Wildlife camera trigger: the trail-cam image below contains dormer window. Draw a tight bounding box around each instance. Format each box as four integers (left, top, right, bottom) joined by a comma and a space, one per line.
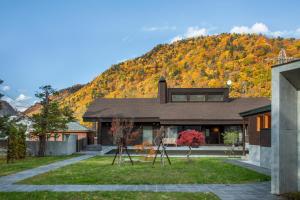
166, 86, 229, 103
171, 93, 225, 102
171, 94, 187, 102
206, 94, 224, 102
189, 94, 206, 102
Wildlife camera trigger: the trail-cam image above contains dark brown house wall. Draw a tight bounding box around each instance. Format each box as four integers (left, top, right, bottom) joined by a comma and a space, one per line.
260, 128, 271, 147
246, 111, 271, 146
100, 123, 114, 145
248, 115, 260, 145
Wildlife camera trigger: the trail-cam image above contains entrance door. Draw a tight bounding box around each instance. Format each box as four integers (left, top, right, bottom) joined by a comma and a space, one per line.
143, 126, 153, 145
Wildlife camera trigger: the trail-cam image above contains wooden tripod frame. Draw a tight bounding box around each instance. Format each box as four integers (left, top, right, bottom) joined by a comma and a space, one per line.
152, 129, 171, 166
112, 137, 134, 165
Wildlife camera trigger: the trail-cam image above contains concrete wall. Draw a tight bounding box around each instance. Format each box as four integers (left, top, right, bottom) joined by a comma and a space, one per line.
298, 90, 300, 191
272, 63, 299, 194
27, 134, 77, 156
248, 145, 271, 169
249, 144, 260, 165
260, 146, 271, 169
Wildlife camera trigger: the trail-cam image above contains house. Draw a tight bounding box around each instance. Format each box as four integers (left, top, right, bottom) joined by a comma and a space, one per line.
239, 104, 271, 169
271, 59, 300, 194
83, 77, 270, 148
28, 121, 95, 154
47, 121, 94, 144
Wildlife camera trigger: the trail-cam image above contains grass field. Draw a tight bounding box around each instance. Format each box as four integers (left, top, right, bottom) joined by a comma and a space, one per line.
0, 155, 79, 177
19, 156, 270, 185
0, 191, 219, 200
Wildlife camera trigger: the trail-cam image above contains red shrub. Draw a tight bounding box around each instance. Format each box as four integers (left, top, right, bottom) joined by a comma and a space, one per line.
177, 130, 205, 147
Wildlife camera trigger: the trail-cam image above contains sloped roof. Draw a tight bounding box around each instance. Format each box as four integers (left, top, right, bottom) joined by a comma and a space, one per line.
239, 104, 271, 117
83, 97, 270, 124
66, 121, 92, 132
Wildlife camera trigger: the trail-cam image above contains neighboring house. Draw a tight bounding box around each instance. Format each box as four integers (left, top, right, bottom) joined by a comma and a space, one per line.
27, 121, 95, 155
83, 77, 270, 147
47, 121, 94, 144
271, 60, 300, 194
239, 105, 271, 169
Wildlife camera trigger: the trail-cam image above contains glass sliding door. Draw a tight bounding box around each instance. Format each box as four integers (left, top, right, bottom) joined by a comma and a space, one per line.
143, 126, 153, 145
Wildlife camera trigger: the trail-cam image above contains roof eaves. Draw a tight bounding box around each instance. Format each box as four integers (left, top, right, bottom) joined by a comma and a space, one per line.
271, 59, 300, 68
239, 104, 271, 117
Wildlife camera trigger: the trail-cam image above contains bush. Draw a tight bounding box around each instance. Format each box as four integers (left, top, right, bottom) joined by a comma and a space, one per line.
0, 117, 27, 163
177, 130, 205, 160
222, 131, 239, 157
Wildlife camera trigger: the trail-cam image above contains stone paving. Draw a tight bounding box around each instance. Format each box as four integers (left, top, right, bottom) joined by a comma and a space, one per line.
225, 159, 271, 176
0, 155, 283, 200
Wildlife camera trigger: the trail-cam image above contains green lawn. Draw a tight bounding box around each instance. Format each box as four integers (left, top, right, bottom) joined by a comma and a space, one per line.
19, 156, 270, 185
0, 191, 219, 200
0, 155, 79, 177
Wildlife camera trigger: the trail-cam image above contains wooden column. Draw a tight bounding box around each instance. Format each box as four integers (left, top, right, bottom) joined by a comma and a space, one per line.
97, 121, 102, 145
242, 119, 246, 156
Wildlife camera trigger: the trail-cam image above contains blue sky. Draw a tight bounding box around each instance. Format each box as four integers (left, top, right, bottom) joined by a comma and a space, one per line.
1, 0, 300, 111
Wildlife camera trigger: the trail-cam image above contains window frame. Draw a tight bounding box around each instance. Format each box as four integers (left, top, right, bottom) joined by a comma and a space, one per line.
264, 114, 271, 129
171, 94, 188, 102
189, 94, 206, 102
256, 115, 263, 132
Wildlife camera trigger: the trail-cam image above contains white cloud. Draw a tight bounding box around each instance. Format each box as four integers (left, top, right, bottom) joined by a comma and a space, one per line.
251, 23, 269, 33
16, 94, 31, 102
2, 96, 14, 104
185, 27, 207, 38
270, 31, 285, 37
170, 36, 183, 43
170, 26, 208, 43
170, 23, 300, 44
230, 23, 300, 38
1, 85, 10, 91
230, 22, 269, 34
2, 96, 28, 112
142, 26, 177, 32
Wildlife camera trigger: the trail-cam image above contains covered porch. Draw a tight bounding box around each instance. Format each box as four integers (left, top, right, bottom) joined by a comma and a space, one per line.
96, 121, 244, 147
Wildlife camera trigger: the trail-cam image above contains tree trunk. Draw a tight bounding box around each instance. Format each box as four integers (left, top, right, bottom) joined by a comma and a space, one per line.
118, 143, 123, 166
187, 146, 192, 161
6, 137, 11, 163
38, 134, 46, 157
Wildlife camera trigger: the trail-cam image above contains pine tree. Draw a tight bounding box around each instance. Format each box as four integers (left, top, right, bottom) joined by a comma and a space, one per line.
0, 79, 3, 109
31, 85, 74, 157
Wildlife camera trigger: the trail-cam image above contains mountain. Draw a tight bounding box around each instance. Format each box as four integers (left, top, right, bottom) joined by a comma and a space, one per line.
0, 100, 18, 117
25, 34, 300, 124
23, 84, 84, 117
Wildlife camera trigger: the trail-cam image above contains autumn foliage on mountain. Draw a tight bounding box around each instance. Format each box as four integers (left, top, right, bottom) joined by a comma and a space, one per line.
24, 33, 300, 124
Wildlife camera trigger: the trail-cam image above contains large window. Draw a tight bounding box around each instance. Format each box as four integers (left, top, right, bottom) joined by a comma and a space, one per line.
167, 126, 178, 138
143, 126, 153, 145
172, 94, 187, 102
264, 114, 271, 129
206, 94, 224, 102
189, 94, 206, 102
256, 116, 263, 132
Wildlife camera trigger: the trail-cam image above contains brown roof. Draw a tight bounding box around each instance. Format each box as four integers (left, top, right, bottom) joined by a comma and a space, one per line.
83, 97, 270, 124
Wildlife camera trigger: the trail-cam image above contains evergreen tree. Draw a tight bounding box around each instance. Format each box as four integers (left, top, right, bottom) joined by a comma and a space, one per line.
31, 85, 74, 156
0, 79, 3, 109
0, 117, 27, 163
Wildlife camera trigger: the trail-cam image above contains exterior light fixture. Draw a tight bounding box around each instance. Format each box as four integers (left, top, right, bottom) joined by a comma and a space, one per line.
226, 80, 232, 87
